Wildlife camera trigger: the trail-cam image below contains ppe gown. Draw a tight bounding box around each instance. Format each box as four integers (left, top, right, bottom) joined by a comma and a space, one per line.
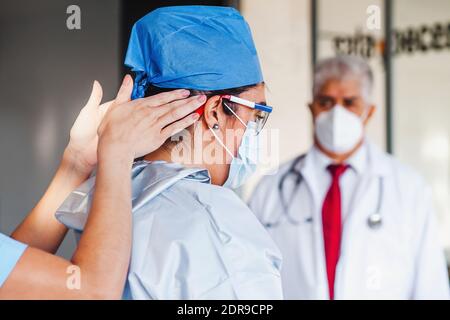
56, 161, 283, 299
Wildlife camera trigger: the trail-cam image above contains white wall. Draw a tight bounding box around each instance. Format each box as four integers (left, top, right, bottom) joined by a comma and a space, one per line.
316, 0, 387, 150
241, 0, 312, 198
393, 0, 450, 251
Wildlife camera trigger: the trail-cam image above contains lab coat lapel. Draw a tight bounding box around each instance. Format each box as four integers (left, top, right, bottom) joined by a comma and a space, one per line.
334, 142, 390, 298
299, 148, 330, 299
342, 143, 390, 224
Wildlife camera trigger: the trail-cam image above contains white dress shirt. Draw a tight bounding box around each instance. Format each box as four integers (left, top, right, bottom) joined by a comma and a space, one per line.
310, 141, 368, 221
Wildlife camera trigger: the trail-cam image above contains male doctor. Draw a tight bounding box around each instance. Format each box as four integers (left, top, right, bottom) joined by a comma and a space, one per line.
249, 55, 450, 299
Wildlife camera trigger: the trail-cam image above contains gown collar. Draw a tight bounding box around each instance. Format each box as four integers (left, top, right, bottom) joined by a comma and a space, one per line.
56, 161, 210, 231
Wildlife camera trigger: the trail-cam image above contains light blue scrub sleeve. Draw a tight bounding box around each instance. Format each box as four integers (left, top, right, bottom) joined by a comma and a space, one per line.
0, 233, 27, 287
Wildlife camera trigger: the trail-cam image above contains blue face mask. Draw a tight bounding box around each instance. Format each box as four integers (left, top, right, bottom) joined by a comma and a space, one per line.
210, 120, 260, 189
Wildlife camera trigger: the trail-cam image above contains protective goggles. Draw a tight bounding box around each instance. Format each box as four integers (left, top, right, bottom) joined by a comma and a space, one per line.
221, 95, 273, 135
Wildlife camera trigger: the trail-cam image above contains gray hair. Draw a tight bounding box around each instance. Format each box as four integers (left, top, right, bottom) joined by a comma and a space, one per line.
313, 55, 374, 104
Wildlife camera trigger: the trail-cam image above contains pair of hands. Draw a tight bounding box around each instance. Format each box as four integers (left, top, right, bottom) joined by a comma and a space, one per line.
1, 77, 208, 300
64, 75, 206, 175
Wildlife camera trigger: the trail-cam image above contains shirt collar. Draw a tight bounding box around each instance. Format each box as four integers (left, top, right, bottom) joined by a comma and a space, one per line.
346, 141, 368, 174
311, 140, 368, 175
311, 145, 333, 172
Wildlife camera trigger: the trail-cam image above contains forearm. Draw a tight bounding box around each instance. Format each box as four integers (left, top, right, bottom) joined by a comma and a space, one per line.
3, 150, 133, 300
71, 153, 133, 297
2, 80, 200, 299
11, 149, 92, 253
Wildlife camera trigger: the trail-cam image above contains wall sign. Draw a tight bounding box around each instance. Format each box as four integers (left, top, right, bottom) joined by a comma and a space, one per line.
333, 22, 450, 58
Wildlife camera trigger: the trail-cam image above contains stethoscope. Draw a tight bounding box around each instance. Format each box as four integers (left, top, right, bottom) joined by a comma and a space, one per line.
264, 154, 384, 230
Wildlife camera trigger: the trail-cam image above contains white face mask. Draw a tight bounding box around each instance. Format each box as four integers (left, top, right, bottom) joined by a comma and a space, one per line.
314, 105, 365, 154
209, 103, 261, 189
210, 121, 259, 189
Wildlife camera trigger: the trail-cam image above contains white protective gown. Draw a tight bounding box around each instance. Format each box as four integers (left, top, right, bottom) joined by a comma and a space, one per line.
56, 161, 283, 300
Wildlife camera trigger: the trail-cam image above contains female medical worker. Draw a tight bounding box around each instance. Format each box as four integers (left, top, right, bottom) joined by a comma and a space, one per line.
249, 56, 450, 300
0, 75, 203, 299
55, 6, 283, 300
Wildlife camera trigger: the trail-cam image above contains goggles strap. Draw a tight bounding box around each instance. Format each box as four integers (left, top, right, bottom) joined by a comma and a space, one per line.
223, 101, 248, 128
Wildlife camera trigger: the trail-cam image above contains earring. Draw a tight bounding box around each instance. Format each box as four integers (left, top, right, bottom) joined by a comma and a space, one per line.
212, 124, 219, 130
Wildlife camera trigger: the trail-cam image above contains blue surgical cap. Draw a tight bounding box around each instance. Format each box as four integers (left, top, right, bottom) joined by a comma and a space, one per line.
124, 6, 263, 99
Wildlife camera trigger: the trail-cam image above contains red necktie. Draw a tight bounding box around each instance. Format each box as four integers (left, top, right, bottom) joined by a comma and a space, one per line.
322, 164, 348, 300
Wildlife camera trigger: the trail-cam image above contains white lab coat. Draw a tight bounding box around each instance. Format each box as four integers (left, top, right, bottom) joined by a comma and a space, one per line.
249, 142, 450, 299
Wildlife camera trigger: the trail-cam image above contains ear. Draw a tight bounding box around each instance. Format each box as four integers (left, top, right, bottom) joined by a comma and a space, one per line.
308, 102, 319, 120
364, 104, 376, 125
203, 95, 223, 129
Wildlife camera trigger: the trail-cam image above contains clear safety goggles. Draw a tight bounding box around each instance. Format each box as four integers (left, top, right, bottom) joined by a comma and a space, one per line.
221, 95, 273, 135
